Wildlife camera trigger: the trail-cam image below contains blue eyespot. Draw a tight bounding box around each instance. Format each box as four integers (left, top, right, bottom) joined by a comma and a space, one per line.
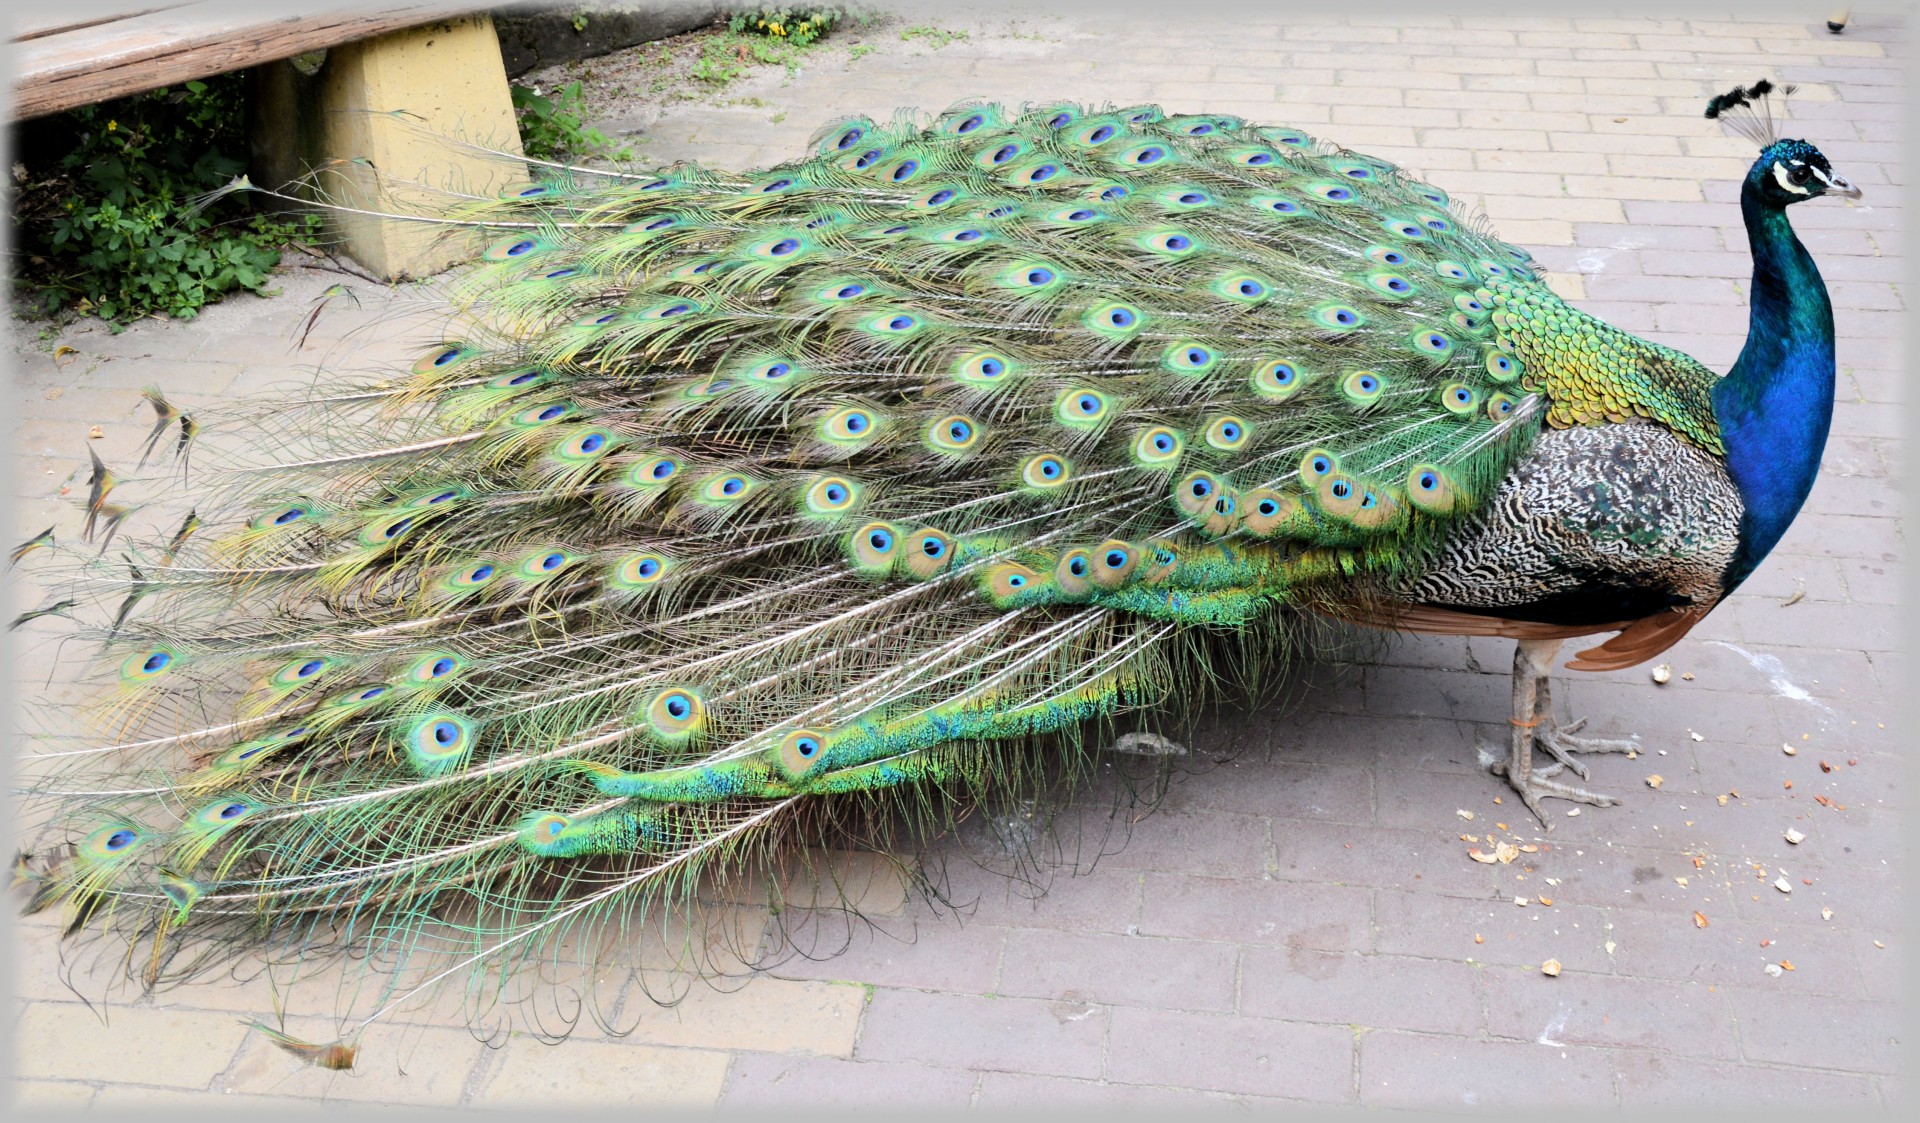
237, 746, 267, 760
837, 285, 865, 298
665, 695, 690, 719
297, 660, 324, 677
1271, 200, 1299, 213
855, 150, 882, 168
1387, 278, 1410, 293
1418, 471, 1439, 490
1335, 310, 1358, 326
652, 459, 678, 480
1326, 187, 1352, 201
1347, 168, 1372, 179
1039, 458, 1063, 478
504, 241, 534, 257
1427, 218, 1450, 231
358, 686, 386, 701
433, 721, 460, 745
837, 127, 863, 149
1247, 153, 1274, 165
580, 433, 607, 453
1271, 364, 1296, 384
721, 477, 746, 496
888, 316, 915, 331
992, 145, 1018, 164
891, 160, 920, 181
1426, 334, 1450, 351
824, 484, 848, 504
1165, 235, 1192, 251
1068, 209, 1095, 221
770, 239, 800, 256
1221, 422, 1242, 440
1188, 123, 1213, 135
1185, 347, 1208, 365
1135, 146, 1166, 164
958, 115, 984, 133
540, 553, 565, 570
1311, 455, 1332, 474
1102, 185, 1130, 200
641, 180, 669, 190
921, 536, 947, 558
1357, 375, 1379, 393
1239, 280, 1264, 297
636, 558, 661, 577
1190, 478, 1213, 498
593, 313, 618, 325
1331, 480, 1352, 499
692, 261, 717, 273
508, 372, 541, 385
763, 178, 793, 192
765, 362, 792, 379
1048, 113, 1073, 127
142, 652, 171, 673
1109, 308, 1135, 327
1069, 557, 1089, 576
955, 229, 983, 241
883, 224, 909, 234
105, 830, 136, 851
1104, 549, 1129, 568
544, 268, 577, 279
1493, 356, 1514, 373
1008, 574, 1027, 587
1452, 387, 1472, 403
1382, 251, 1406, 265
1154, 434, 1174, 453
645, 217, 675, 231
661, 303, 690, 317
845, 414, 869, 434
1030, 164, 1059, 181
868, 529, 894, 551
538, 406, 566, 421
927, 189, 955, 205
1090, 125, 1116, 142
948, 420, 972, 441
218, 802, 248, 820
1258, 498, 1280, 515
795, 735, 821, 756
1027, 268, 1055, 286
470, 565, 495, 581
431, 658, 456, 677
384, 519, 412, 540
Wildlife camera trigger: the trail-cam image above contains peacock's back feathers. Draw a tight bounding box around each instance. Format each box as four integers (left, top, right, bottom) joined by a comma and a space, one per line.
16, 100, 1715, 1041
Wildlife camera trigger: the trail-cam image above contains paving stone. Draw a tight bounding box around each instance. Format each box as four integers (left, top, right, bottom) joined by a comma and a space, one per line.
722, 1055, 978, 1107
14, 1002, 249, 1088
1373, 888, 1615, 974
1612, 1051, 1881, 1106
1359, 1031, 1616, 1108
1136, 873, 1372, 951
974, 1072, 1240, 1107
1727, 991, 1903, 1074
1106, 1007, 1355, 1102
1484, 967, 1740, 1060
998, 927, 1238, 1013
612, 973, 863, 1055
1241, 948, 1484, 1035
218, 1019, 485, 1105
855, 990, 1108, 1079
474, 1038, 729, 1107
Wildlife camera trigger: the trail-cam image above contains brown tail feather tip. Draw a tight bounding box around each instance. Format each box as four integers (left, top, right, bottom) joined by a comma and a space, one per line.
1564, 608, 1710, 672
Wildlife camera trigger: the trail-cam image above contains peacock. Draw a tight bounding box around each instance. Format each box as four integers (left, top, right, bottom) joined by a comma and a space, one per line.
12, 80, 1856, 1060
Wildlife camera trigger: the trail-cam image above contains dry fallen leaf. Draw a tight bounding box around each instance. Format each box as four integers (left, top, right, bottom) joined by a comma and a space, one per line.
43, 387, 64, 400
1494, 842, 1520, 864
1457, 809, 1475, 821
1459, 834, 1477, 842
1474, 933, 1484, 944
1674, 877, 1689, 888
1538, 896, 1554, 906
1519, 844, 1539, 853
1652, 663, 1672, 685
1646, 775, 1665, 789
1469, 848, 1497, 864
1784, 828, 1806, 845
1717, 794, 1730, 805
1819, 760, 1834, 773
1495, 822, 1509, 832
1493, 796, 1503, 805
87, 425, 103, 439
1681, 671, 1694, 680
1692, 855, 1705, 870
1541, 959, 1562, 977
1694, 911, 1710, 929
1760, 939, 1773, 947
1780, 960, 1796, 971
1605, 940, 1617, 955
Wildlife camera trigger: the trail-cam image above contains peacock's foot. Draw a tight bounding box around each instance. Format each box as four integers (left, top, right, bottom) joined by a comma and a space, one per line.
1479, 742, 1621, 828
1106, 732, 1189, 756
1534, 716, 1641, 782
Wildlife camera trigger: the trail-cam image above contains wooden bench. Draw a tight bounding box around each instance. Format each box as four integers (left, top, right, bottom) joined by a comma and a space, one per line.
10, 2, 529, 279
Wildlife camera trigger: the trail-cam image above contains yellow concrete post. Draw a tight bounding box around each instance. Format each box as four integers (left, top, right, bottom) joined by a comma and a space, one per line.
304, 13, 526, 281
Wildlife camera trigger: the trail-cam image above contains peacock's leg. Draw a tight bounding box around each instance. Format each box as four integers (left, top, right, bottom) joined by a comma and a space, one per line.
1530, 673, 1640, 782
1483, 638, 1619, 827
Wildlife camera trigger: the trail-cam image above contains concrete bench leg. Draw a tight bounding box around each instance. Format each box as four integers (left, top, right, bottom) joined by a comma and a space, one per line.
248, 13, 525, 281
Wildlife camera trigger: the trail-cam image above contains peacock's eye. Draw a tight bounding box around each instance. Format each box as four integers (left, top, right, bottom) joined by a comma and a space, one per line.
1787, 163, 1813, 186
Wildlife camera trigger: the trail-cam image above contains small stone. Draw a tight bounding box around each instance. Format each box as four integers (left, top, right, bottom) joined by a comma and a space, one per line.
1565, 808, 1581, 817
1681, 672, 1694, 681
1541, 959, 1562, 977
1821, 907, 1834, 921
1765, 963, 1785, 978
1652, 663, 1672, 684
1774, 877, 1793, 894
1457, 809, 1475, 821
87, 425, 103, 439
1783, 743, 1797, 756
1645, 775, 1664, 789
1784, 828, 1806, 845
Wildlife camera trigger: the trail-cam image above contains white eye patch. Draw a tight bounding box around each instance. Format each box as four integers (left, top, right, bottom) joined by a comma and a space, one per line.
1772, 161, 1813, 195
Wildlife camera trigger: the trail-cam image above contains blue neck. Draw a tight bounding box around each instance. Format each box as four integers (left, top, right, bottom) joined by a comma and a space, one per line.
1711, 173, 1836, 590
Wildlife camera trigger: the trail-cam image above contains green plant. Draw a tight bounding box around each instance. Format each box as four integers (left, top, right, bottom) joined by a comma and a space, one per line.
901, 25, 968, 48
510, 82, 631, 161
9, 73, 318, 324
727, 6, 851, 48
847, 43, 875, 60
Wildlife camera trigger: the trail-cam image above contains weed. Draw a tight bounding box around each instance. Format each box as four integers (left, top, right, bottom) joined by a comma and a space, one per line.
511, 81, 631, 161
901, 25, 968, 48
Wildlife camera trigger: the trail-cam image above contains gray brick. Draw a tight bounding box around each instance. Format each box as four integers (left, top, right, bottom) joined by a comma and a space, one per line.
1241, 948, 1484, 1034
1137, 873, 1372, 951
974, 1073, 1240, 1108
1728, 991, 1902, 1073
764, 912, 1005, 995
1359, 1031, 1615, 1108
1106, 1007, 1355, 1102
856, 990, 1107, 1078
997, 928, 1239, 1013
1484, 966, 1740, 1059
1374, 888, 1616, 973
721, 1056, 978, 1107
1613, 1051, 1881, 1106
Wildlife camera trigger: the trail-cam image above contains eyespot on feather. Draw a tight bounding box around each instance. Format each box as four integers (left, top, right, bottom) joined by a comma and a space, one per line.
848, 521, 900, 576
643, 688, 706, 742
772, 729, 830, 780
1251, 360, 1307, 401
1020, 454, 1073, 490
905, 528, 956, 579
1090, 539, 1140, 588
1406, 463, 1468, 515
1132, 427, 1185, 467
1203, 416, 1250, 451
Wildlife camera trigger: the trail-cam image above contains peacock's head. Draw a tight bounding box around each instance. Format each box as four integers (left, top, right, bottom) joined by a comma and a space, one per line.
1706, 79, 1861, 206
1753, 138, 1861, 205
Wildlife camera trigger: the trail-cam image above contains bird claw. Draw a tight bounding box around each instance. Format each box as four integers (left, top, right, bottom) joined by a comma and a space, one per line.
1535, 717, 1640, 782
1481, 744, 1621, 827
1105, 732, 1188, 757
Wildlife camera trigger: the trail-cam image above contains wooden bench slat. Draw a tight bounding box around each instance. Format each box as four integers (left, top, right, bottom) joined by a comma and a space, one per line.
11, 1, 481, 120
11, 8, 193, 44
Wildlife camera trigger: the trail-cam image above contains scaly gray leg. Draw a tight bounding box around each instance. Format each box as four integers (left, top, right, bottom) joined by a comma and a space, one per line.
1482, 638, 1623, 827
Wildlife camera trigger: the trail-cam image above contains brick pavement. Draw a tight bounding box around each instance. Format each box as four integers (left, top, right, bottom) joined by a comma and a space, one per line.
9, 6, 1903, 1110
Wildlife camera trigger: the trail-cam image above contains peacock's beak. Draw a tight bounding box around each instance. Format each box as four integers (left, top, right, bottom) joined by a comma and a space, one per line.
1825, 172, 1863, 200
